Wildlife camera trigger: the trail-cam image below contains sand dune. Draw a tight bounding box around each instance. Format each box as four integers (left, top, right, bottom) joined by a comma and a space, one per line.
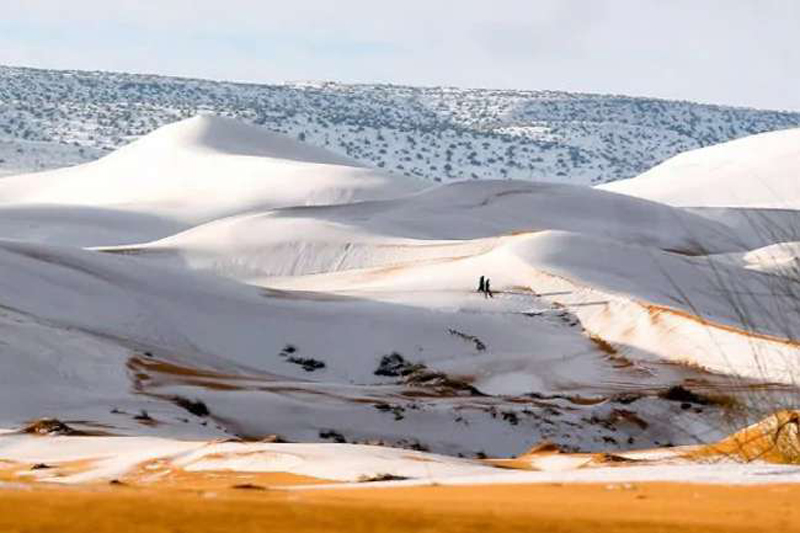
601, 127, 800, 208
0, 116, 423, 245
2, 115, 800, 478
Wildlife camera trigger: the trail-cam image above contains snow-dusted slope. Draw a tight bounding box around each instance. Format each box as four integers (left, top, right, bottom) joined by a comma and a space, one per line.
601, 128, 800, 208
0, 138, 104, 178
252, 227, 800, 387
3, 65, 800, 185
0, 237, 687, 454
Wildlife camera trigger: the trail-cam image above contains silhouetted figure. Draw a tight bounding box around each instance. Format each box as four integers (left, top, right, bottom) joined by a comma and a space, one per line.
485, 278, 494, 298
478, 275, 486, 293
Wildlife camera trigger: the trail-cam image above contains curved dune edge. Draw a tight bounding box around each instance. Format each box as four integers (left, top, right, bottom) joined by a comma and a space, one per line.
533, 259, 800, 350
645, 304, 800, 349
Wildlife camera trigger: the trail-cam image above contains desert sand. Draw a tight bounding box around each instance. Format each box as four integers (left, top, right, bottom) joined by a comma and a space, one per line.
1, 481, 799, 533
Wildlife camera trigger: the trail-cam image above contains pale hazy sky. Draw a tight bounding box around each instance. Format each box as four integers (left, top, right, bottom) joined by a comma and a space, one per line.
3, 0, 799, 110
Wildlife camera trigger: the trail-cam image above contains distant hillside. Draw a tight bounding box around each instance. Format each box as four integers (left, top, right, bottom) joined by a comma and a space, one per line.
1, 65, 800, 183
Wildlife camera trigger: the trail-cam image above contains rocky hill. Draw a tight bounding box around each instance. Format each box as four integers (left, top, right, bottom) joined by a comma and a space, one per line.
2, 64, 799, 183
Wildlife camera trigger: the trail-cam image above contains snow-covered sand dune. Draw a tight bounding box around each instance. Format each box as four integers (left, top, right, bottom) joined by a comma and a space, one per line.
0, 115, 423, 245
0, 433, 497, 485
101, 179, 744, 283
601, 127, 800, 208
4, 428, 800, 488
0, 236, 687, 454
2, 116, 800, 471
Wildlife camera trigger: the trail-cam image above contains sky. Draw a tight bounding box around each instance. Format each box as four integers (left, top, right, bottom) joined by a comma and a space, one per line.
3, 0, 799, 110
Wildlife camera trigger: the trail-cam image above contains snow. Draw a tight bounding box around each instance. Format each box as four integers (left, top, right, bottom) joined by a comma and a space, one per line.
300, 462, 800, 489
4, 65, 800, 185
710, 241, 800, 274
0, 138, 104, 178
4, 432, 800, 487
102, 179, 744, 288
0, 434, 200, 484
0, 434, 495, 484
175, 442, 496, 481
1, 114, 800, 470
601, 127, 800, 208
0, 115, 424, 245
0, 234, 633, 453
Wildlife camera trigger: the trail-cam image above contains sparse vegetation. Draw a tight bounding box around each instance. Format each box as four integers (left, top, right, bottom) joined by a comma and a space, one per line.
278, 345, 326, 372
501, 411, 520, 426
3, 65, 799, 185
374, 403, 406, 421
374, 352, 483, 396
357, 473, 409, 482
447, 329, 487, 351
402, 367, 484, 397
171, 396, 210, 417
319, 430, 346, 443
231, 483, 267, 491
22, 418, 82, 436
374, 352, 424, 377
658, 385, 737, 409
286, 356, 326, 372
134, 410, 154, 422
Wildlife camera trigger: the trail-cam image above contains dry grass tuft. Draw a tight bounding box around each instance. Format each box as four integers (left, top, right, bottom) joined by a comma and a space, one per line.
692, 410, 800, 464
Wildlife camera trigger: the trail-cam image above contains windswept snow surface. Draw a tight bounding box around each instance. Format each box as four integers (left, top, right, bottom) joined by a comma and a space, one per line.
2, 116, 800, 476
97, 179, 743, 282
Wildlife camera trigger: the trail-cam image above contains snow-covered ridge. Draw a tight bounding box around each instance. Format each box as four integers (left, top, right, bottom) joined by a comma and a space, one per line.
2, 65, 800, 184
111, 114, 362, 166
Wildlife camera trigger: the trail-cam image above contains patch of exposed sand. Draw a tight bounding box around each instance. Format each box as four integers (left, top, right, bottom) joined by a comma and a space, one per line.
0, 455, 334, 491
121, 458, 334, 490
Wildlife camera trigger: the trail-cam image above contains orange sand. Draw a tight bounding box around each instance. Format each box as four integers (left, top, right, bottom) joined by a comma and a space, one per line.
1, 481, 799, 533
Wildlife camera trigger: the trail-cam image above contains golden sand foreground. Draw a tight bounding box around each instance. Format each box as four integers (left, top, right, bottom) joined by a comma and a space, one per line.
3, 412, 800, 533
2, 480, 800, 533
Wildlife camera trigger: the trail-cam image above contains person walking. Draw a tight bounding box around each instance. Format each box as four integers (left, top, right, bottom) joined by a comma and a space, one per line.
478, 275, 486, 294
485, 278, 494, 298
